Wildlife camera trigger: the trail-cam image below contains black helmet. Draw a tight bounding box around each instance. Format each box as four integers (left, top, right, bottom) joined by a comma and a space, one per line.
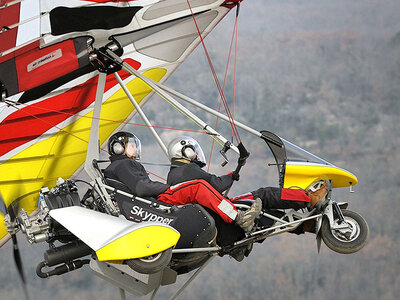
108, 131, 141, 159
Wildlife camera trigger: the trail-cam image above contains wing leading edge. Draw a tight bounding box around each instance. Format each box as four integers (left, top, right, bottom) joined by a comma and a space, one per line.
0, 0, 240, 243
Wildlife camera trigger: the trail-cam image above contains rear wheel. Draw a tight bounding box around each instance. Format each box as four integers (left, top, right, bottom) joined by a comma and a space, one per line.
321, 209, 369, 254
126, 248, 172, 274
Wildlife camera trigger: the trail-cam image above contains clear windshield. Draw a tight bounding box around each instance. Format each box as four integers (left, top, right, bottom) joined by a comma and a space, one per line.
281, 138, 332, 166
260, 130, 333, 187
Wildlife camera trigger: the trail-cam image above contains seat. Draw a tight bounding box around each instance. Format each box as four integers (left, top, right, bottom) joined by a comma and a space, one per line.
104, 177, 217, 250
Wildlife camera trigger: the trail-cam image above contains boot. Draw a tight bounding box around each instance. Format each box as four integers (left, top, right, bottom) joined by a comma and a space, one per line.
230, 243, 253, 262
230, 247, 246, 262
235, 198, 262, 233
307, 180, 328, 210
302, 219, 316, 233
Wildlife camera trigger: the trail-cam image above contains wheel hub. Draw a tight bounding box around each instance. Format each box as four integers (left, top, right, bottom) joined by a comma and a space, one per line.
138, 252, 162, 263
331, 216, 360, 242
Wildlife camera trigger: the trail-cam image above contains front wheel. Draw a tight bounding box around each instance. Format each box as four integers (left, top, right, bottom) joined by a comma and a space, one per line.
126, 248, 172, 274
321, 209, 369, 254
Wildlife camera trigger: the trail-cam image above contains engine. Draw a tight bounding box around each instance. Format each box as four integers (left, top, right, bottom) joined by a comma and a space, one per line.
8, 179, 81, 244
5, 179, 93, 278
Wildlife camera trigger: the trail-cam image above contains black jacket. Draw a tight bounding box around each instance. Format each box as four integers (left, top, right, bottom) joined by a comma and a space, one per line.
167, 160, 234, 194
104, 155, 169, 197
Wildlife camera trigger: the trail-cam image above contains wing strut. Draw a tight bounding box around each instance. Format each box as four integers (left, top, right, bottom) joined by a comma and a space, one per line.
113, 72, 168, 158
142, 80, 286, 149
84, 72, 106, 180
119, 288, 126, 300
186, 0, 242, 145
149, 286, 160, 300
84, 71, 119, 216
105, 49, 239, 155
169, 255, 216, 300
154, 82, 263, 139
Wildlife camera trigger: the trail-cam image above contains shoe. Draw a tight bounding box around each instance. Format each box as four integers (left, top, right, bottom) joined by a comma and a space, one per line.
230, 247, 246, 262
307, 181, 328, 209
302, 219, 316, 233
230, 243, 254, 262
235, 198, 262, 233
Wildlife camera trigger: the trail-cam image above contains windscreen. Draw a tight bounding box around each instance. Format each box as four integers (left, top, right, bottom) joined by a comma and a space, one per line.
281, 138, 332, 165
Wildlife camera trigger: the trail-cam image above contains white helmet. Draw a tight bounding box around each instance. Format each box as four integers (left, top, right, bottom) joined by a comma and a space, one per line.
167, 136, 206, 166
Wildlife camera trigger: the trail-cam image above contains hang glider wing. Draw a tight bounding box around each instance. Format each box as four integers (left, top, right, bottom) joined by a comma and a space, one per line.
0, 0, 243, 244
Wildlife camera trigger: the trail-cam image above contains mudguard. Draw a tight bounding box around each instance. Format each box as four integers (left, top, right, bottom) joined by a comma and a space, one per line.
284, 162, 358, 189
49, 206, 180, 261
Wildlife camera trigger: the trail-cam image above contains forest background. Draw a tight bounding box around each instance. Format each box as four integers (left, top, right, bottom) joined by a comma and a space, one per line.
1, 0, 399, 299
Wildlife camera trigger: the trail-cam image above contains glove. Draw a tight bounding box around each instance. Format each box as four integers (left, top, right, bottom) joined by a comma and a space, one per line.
231, 170, 240, 181
237, 156, 247, 167
237, 143, 250, 167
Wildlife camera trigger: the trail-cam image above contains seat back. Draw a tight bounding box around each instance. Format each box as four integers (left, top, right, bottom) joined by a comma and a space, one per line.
104, 177, 216, 249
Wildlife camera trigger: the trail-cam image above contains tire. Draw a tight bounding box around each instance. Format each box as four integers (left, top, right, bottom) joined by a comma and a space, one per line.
321, 209, 369, 254
126, 248, 172, 274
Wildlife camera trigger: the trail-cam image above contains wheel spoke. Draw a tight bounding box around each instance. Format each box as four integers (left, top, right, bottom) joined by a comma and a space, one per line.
331, 216, 360, 242
321, 209, 369, 254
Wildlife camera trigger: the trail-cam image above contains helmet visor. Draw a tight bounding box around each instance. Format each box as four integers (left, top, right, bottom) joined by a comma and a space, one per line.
125, 136, 141, 160
192, 141, 206, 166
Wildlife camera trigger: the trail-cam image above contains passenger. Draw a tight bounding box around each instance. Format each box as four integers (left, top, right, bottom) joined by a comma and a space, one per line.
166, 136, 327, 212
103, 131, 261, 233
165, 136, 328, 261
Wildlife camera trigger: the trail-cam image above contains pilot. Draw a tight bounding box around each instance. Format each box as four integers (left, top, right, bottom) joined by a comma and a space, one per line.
103, 131, 262, 233
167, 136, 328, 214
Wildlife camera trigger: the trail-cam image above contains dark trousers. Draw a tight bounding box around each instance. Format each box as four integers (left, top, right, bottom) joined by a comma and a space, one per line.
230, 187, 311, 210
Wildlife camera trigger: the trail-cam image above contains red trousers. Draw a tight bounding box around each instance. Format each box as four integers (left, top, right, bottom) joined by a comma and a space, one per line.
157, 179, 237, 223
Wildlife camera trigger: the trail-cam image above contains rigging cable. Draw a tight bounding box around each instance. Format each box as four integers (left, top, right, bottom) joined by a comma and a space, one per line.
98, 49, 227, 150
185, 0, 242, 144
207, 3, 240, 171
232, 3, 240, 135
2, 98, 174, 181
4, 98, 207, 137
2, 2, 242, 179
3, 99, 91, 147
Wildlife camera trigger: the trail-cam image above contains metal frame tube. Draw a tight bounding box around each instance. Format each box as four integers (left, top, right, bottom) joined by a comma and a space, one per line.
257, 213, 321, 234
231, 213, 323, 247
172, 247, 220, 254
85, 72, 106, 180
260, 211, 290, 224
150, 286, 160, 300
169, 255, 216, 300
102, 183, 172, 211
119, 288, 126, 300
114, 72, 168, 157
155, 82, 263, 138
83, 72, 120, 215
106, 49, 239, 155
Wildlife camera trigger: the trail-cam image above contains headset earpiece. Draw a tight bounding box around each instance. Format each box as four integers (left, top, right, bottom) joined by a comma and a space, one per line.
112, 141, 125, 155
182, 145, 196, 160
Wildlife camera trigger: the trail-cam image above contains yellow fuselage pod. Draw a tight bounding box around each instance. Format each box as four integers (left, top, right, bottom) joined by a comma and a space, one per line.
49, 207, 180, 261
96, 224, 180, 261
283, 162, 358, 190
